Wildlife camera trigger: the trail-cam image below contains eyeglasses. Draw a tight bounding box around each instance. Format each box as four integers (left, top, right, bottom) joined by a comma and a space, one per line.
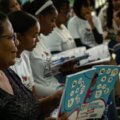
0, 33, 17, 41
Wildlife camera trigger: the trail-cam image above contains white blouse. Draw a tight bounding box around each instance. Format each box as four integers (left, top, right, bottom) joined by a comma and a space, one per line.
29, 34, 62, 96
44, 24, 76, 52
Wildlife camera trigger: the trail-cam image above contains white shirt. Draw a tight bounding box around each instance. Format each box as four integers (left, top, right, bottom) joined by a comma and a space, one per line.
68, 15, 103, 47
29, 34, 61, 96
98, 3, 108, 29
44, 24, 76, 52
10, 52, 34, 91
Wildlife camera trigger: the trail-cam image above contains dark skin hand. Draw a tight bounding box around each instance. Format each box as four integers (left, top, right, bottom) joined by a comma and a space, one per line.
39, 90, 63, 117
84, 13, 95, 29
59, 60, 79, 74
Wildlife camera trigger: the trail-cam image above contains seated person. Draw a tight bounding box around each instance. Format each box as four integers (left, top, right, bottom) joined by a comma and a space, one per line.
43, 0, 76, 54
23, 0, 67, 96
108, 10, 120, 65
67, 0, 103, 48
9, 11, 40, 95
0, 11, 67, 120
0, 0, 21, 14
98, 0, 120, 39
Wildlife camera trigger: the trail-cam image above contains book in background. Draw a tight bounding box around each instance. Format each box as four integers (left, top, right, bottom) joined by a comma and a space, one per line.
57, 65, 119, 120
79, 43, 111, 66
79, 65, 119, 120
51, 47, 87, 68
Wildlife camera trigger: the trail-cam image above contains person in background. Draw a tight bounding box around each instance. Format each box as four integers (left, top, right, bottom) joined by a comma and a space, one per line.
99, 0, 120, 30
9, 10, 69, 120
0, 11, 67, 120
98, 0, 120, 39
9, 10, 39, 94
22, 0, 64, 96
98, 0, 108, 33
43, 0, 76, 54
102, 0, 120, 64
108, 10, 120, 52
67, 0, 103, 48
0, 0, 21, 14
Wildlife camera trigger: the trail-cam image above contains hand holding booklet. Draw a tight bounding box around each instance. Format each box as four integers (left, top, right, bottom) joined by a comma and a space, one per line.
53, 65, 119, 120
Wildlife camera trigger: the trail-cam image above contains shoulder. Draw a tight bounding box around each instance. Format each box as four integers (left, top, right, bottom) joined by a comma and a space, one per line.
68, 15, 79, 24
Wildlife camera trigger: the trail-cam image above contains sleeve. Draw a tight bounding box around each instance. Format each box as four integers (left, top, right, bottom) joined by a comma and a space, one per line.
67, 18, 80, 39
98, 6, 107, 29
29, 52, 59, 97
92, 28, 103, 44
21, 52, 35, 86
44, 31, 62, 52
92, 16, 103, 44
93, 15, 103, 34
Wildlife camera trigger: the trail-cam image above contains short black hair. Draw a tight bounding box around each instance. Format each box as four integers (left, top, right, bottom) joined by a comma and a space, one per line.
0, 0, 21, 14
0, 12, 8, 35
106, 0, 113, 29
0, 0, 10, 14
8, 10, 37, 34
23, 0, 56, 16
73, 0, 90, 18
52, 0, 69, 12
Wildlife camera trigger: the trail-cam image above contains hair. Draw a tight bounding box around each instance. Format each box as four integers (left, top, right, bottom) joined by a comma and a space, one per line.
52, 0, 69, 12
23, 0, 56, 16
8, 10, 38, 34
73, 0, 90, 18
106, 0, 113, 29
116, 11, 120, 18
0, 12, 8, 35
0, 0, 21, 14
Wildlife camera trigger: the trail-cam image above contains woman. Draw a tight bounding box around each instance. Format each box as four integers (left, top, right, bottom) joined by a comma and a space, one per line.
0, 11, 67, 120
0, 0, 21, 14
43, 0, 76, 53
67, 0, 103, 48
98, 0, 120, 32
23, 0, 64, 96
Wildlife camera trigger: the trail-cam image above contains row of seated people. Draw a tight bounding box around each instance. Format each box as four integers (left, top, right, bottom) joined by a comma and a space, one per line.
0, 0, 119, 119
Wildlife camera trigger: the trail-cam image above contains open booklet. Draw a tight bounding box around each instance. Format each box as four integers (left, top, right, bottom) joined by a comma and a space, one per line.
79, 43, 111, 66
53, 65, 119, 120
51, 43, 111, 68
51, 47, 88, 68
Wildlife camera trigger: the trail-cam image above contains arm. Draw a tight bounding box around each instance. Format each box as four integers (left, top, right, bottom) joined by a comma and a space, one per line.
39, 90, 63, 117
34, 82, 58, 97
30, 49, 60, 97
68, 17, 82, 47
85, 14, 103, 44
74, 38, 90, 49
92, 28, 103, 44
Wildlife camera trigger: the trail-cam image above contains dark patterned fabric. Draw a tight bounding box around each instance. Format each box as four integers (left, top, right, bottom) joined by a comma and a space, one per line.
0, 68, 44, 120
